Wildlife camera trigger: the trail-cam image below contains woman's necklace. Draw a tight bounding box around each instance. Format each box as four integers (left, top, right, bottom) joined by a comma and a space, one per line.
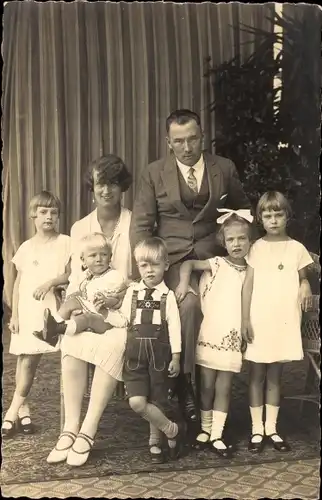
98, 211, 121, 241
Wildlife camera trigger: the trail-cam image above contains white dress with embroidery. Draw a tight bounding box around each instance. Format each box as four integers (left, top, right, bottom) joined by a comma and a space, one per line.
196, 256, 246, 373
9, 234, 71, 355
244, 238, 313, 363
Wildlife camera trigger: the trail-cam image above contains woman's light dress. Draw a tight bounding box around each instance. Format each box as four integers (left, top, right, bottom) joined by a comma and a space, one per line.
60, 208, 132, 381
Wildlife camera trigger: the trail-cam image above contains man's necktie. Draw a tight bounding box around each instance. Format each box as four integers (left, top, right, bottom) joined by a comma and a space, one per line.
141, 288, 155, 324
187, 167, 198, 193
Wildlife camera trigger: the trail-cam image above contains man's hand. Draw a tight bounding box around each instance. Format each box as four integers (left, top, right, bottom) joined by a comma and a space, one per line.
168, 357, 180, 378
175, 283, 189, 303
9, 315, 19, 334
33, 281, 53, 301
241, 318, 254, 343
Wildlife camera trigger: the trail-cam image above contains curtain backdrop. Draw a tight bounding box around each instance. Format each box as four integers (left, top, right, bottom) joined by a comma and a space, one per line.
2, 1, 274, 307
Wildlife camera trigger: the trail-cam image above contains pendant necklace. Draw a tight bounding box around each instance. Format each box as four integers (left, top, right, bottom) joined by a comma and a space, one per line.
268, 239, 289, 271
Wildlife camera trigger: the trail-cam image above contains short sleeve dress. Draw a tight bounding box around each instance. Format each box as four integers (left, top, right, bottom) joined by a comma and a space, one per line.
196, 256, 246, 373
10, 234, 71, 355
244, 238, 313, 363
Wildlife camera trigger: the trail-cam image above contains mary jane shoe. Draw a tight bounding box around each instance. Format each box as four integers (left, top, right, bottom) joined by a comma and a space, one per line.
66, 432, 95, 467
46, 431, 77, 463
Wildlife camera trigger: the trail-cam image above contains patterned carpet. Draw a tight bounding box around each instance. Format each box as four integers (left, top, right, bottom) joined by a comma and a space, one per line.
2, 459, 320, 499
1, 328, 320, 491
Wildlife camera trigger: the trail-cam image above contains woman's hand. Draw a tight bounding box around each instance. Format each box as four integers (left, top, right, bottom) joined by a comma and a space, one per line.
33, 281, 53, 301
175, 283, 189, 303
9, 315, 19, 334
241, 318, 254, 343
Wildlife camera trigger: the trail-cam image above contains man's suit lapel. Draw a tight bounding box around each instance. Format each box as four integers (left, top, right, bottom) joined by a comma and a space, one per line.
193, 153, 223, 223
160, 154, 191, 218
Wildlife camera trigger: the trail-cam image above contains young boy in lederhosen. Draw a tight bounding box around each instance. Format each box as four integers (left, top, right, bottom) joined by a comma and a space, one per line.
107, 237, 182, 463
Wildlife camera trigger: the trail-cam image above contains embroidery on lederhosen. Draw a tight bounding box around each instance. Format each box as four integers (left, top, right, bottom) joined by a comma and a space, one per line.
127, 289, 168, 371
149, 292, 168, 371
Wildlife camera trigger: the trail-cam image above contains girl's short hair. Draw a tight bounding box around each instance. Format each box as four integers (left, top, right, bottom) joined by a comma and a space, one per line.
256, 191, 292, 222
217, 214, 253, 247
85, 155, 132, 193
134, 237, 168, 264
29, 191, 61, 218
79, 232, 112, 258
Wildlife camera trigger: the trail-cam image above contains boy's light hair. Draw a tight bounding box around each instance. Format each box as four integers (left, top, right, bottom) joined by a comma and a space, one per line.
134, 237, 168, 263
256, 191, 292, 222
217, 214, 253, 247
29, 191, 61, 218
79, 232, 112, 258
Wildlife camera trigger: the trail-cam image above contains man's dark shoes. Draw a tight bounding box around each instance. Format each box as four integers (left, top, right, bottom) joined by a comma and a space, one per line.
248, 434, 265, 453
266, 433, 291, 452
33, 308, 66, 347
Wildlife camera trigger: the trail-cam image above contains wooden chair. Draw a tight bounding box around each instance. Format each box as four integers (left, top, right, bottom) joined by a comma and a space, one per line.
284, 253, 320, 410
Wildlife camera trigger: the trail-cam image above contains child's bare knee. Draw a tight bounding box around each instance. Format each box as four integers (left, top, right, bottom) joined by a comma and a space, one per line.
129, 396, 147, 414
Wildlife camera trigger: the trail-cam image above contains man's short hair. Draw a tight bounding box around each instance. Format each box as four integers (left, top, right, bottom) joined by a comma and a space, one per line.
166, 109, 201, 134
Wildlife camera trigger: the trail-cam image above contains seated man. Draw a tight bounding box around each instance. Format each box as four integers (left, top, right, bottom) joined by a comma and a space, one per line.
130, 109, 250, 433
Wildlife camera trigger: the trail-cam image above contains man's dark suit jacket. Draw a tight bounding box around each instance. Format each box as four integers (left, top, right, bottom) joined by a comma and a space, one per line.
130, 152, 251, 266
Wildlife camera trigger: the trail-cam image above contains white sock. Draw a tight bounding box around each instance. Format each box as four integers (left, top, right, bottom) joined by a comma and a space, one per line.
250, 406, 264, 443
197, 410, 212, 443
210, 410, 228, 448
265, 404, 282, 441
65, 319, 76, 336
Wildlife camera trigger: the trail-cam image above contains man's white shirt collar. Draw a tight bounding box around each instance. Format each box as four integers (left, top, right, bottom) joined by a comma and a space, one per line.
176, 154, 204, 172
176, 154, 205, 191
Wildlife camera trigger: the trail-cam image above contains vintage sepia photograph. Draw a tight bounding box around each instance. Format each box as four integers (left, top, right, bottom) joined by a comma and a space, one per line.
1, 1, 321, 498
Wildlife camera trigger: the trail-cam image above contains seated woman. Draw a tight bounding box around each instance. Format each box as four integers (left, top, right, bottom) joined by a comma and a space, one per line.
47, 154, 133, 467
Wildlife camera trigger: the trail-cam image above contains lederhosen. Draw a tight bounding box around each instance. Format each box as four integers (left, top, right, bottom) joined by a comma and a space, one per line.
123, 289, 172, 407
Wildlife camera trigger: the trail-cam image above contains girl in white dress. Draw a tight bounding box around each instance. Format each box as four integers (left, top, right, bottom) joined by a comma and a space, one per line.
176, 209, 254, 457
242, 191, 313, 454
2, 191, 71, 439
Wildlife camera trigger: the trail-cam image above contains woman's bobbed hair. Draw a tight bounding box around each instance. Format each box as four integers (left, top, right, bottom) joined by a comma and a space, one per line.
85, 154, 132, 193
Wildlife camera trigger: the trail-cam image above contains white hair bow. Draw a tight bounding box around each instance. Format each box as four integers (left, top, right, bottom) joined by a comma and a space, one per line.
217, 208, 254, 224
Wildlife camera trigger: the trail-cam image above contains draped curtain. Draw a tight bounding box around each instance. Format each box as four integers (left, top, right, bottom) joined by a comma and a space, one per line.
2, 1, 274, 307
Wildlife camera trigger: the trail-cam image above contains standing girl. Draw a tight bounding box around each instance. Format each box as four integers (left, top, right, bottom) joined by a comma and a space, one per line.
176, 209, 253, 457
2, 191, 71, 439
242, 191, 313, 453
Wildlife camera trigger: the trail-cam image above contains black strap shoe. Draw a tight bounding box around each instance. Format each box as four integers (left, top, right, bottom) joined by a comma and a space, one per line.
248, 433, 265, 453
266, 433, 291, 452
18, 416, 35, 435
209, 438, 233, 458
